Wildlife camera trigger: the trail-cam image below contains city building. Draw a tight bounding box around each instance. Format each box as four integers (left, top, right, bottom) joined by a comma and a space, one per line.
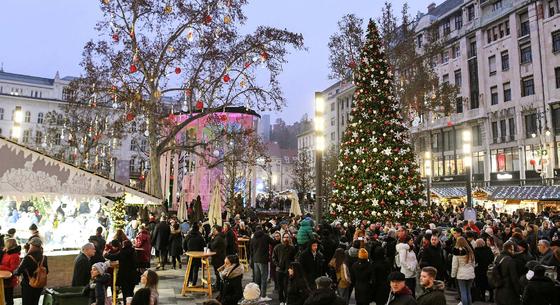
258, 113, 271, 142
259, 141, 297, 193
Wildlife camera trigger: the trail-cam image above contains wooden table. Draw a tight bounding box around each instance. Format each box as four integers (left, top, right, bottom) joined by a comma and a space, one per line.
237, 238, 250, 271
0, 270, 12, 305
181, 251, 216, 297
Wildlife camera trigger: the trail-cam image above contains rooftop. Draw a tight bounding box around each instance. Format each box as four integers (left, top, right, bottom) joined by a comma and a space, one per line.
0, 70, 73, 86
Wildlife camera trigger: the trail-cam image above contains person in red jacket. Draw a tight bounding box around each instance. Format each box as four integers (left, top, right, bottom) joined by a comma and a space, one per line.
135, 224, 152, 270
0, 238, 21, 305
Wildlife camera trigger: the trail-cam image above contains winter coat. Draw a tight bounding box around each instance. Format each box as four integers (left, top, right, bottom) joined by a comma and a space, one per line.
82, 273, 111, 305
396, 243, 418, 278
71, 252, 92, 287
303, 288, 346, 305
351, 259, 374, 303
151, 221, 171, 251
494, 252, 522, 305
224, 228, 237, 255
218, 264, 243, 305
210, 232, 226, 268
386, 286, 417, 305
104, 244, 138, 287
272, 243, 297, 272
372, 248, 390, 305
474, 245, 494, 291
14, 249, 49, 288
250, 230, 273, 264
0, 245, 21, 287
345, 247, 359, 273
183, 230, 206, 269
298, 248, 325, 286
286, 277, 310, 305
419, 244, 446, 280
296, 220, 315, 246
135, 229, 152, 264
451, 248, 475, 280
168, 227, 183, 257
514, 251, 535, 276
522, 275, 559, 305
416, 280, 446, 305
384, 236, 398, 267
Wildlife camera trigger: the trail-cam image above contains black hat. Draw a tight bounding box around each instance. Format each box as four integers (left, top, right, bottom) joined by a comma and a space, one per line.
29, 224, 38, 231
315, 276, 333, 289
387, 271, 406, 281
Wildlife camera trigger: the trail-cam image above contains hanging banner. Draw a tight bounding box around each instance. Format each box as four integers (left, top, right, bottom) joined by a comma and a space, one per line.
497, 152, 506, 172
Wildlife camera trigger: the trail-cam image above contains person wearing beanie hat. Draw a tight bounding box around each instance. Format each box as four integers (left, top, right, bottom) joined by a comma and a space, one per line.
386, 271, 416, 305
238, 283, 266, 305
84, 261, 111, 305
302, 276, 345, 305
522, 264, 558, 305
351, 248, 374, 305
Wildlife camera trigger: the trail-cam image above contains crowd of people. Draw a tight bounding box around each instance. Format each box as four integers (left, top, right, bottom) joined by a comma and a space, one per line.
1, 204, 560, 305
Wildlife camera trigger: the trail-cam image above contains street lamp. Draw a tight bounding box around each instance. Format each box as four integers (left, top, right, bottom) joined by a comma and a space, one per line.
424, 151, 432, 207
462, 129, 473, 208
314, 92, 325, 221
11, 106, 23, 141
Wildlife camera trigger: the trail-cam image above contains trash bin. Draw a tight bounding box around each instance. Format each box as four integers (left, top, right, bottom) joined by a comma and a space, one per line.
43, 287, 90, 305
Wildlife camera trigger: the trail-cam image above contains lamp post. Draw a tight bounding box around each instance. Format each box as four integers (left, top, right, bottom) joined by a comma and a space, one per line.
424, 151, 432, 208
462, 129, 473, 209
314, 92, 325, 222
11, 106, 23, 141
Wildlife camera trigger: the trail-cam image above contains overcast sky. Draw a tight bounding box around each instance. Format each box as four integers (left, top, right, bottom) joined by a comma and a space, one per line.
0, 0, 435, 124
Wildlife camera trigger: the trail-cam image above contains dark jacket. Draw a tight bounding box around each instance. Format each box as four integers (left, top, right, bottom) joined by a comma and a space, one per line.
474, 245, 494, 291
82, 273, 111, 305
272, 243, 297, 272
250, 230, 273, 264
183, 229, 206, 268
351, 259, 374, 303
386, 286, 417, 305
417, 280, 446, 305
219, 264, 244, 305
224, 228, 237, 255
495, 252, 522, 305
168, 227, 183, 257
287, 277, 311, 305
14, 249, 49, 287
522, 274, 559, 305
419, 244, 446, 280
298, 248, 325, 286
104, 244, 138, 287
372, 248, 391, 305
210, 232, 226, 268
303, 288, 346, 305
72, 252, 92, 287
385, 236, 398, 267
514, 251, 535, 276
151, 221, 171, 251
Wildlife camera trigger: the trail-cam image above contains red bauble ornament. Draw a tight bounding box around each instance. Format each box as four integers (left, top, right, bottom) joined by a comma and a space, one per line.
223, 74, 231, 82
365, 210, 371, 216
260, 51, 269, 61
384, 121, 390, 125
447, 121, 454, 127
112, 33, 119, 42
348, 61, 357, 69
139, 174, 145, 181
168, 113, 176, 122
204, 15, 212, 24
175, 67, 182, 74
195, 100, 203, 110
219, 114, 228, 122
129, 64, 138, 73
244, 62, 252, 68
530, 159, 536, 166
126, 113, 135, 122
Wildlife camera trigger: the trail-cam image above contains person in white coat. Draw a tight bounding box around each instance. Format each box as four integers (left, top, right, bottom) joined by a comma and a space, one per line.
451, 236, 476, 305
396, 235, 418, 296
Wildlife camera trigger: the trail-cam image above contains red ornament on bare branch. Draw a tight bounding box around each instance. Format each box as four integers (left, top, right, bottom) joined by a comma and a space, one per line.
195, 100, 203, 110
223, 74, 231, 83
204, 15, 212, 24
112, 33, 119, 42
129, 64, 138, 73
175, 67, 181, 74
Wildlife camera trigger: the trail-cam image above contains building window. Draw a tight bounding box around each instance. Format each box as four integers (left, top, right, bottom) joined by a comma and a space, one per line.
487, 29, 492, 44
493, 0, 503, 11
500, 119, 507, 143
492, 121, 499, 143
35, 131, 42, 144
341, 115, 345, 126
56, 114, 64, 125
520, 12, 530, 37
455, 14, 463, 30
491, 148, 519, 172
443, 18, 451, 35
37, 112, 43, 124
22, 130, 31, 144
330, 103, 335, 111
505, 20, 510, 36
522, 76, 535, 96
454, 70, 462, 88
442, 74, 449, 84
503, 82, 511, 102
473, 151, 485, 174
501, 51, 509, 71
129, 158, 136, 172
54, 133, 61, 145
491, 86, 499, 105
468, 39, 477, 58
552, 30, 560, 53
456, 97, 463, 113
0, 108, 3, 120
550, 0, 558, 17
330, 117, 335, 126
452, 45, 461, 58
467, 5, 475, 21
330, 132, 335, 141
556, 67, 560, 89
417, 34, 423, 48
24, 111, 31, 123
0, 128, 2, 136
525, 113, 538, 137
488, 55, 496, 75
441, 51, 449, 64
520, 44, 532, 64
473, 125, 482, 146
508, 117, 516, 141
140, 139, 147, 151
130, 139, 137, 151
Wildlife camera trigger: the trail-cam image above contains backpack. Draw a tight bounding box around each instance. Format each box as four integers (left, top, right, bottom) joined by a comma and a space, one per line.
487, 256, 506, 288
27, 255, 47, 288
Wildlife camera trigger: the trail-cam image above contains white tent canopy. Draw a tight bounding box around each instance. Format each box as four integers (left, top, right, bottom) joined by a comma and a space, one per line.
0, 137, 161, 205
207, 181, 222, 227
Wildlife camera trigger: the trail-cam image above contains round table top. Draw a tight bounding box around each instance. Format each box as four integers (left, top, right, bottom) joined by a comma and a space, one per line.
134, 248, 144, 251
238, 238, 250, 242
185, 251, 216, 258
0, 270, 12, 279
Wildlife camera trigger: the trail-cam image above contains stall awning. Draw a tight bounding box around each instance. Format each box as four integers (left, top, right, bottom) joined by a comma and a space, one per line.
0, 137, 161, 205
489, 186, 560, 200
431, 187, 466, 198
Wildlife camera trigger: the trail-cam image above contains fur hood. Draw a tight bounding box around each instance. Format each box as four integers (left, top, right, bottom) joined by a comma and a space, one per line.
6, 245, 22, 255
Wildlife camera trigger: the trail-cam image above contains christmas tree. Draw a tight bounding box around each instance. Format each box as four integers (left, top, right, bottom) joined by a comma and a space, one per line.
330, 20, 426, 225
110, 196, 126, 230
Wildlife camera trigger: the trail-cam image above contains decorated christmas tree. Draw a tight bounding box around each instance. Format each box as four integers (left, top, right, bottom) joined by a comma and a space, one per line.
330, 20, 426, 225
110, 196, 126, 230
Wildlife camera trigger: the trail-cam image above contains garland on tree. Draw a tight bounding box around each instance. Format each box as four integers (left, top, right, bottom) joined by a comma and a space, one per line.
330, 20, 427, 225
110, 196, 126, 230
